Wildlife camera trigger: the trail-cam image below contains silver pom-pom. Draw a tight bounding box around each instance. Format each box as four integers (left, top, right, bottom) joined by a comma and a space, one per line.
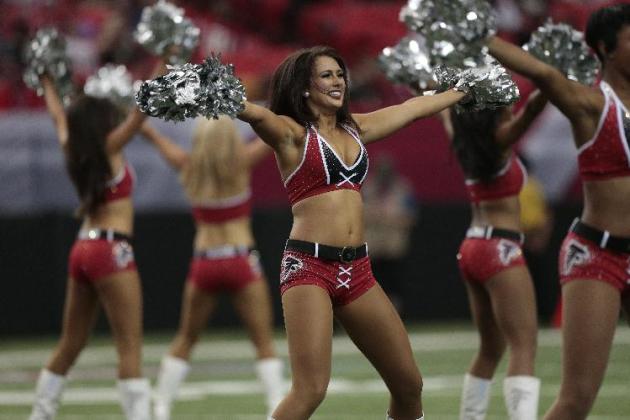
136, 55, 246, 122
434, 56, 520, 112
134, 0, 200, 64
84, 64, 137, 109
523, 19, 600, 86
23, 27, 74, 105
378, 34, 433, 90
400, 0, 495, 68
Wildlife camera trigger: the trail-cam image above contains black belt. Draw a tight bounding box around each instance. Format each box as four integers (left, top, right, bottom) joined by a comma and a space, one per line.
285, 239, 368, 263
466, 226, 524, 244
570, 219, 630, 254
78, 229, 132, 243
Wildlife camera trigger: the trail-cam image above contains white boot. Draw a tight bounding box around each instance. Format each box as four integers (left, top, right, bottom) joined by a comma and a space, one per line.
255, 357, 285, 416
503, 375, 540, 420
118, 377, 151, 420
460, 373, 493, 420
153, 355, 190, 420
29, 369, 66, 420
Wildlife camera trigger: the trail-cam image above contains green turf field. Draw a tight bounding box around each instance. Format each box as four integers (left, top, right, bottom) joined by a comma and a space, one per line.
1, 323, 628, 419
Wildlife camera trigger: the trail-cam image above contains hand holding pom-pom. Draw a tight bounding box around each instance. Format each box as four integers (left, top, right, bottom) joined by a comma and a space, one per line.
135, 55, 246, 122
399, 0, 496, 68
378, 34, 434, 90
134, 0, 200, 64
23, 27, 75, 105
84, 64, 138, 110
434, 56, 520, 112
523, 19, 599, 86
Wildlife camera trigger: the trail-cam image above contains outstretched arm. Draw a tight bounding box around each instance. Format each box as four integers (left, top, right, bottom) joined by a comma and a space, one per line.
436, 108, 454, 141
41, 76, 68, 147
238, 101, 304, 152
487, 36, 599, 125
495, 90, 548, 147
105, 58, 168, 154
140, 122, 189, 171
353, 89, 466, 144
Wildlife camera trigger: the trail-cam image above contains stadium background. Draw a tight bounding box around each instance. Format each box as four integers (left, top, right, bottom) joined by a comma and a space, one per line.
2, 1, 630, 419
0, 0, 621, 334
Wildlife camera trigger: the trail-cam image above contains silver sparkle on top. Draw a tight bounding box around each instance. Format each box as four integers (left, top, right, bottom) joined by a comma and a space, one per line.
399, 0, 496, 68
523, 19, 600, 86
434, 55, 520, 112
378, 34, 433, 89
135, 55, 246, 122
134, 0, 200, 64
84, 64, 137, 109
23, 27, 75, 105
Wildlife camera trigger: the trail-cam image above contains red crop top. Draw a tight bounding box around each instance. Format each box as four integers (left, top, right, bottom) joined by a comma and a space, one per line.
104, 163, 135, 202
191, 189, 252, 223
284, 124, 369, 206
465, 154, 527, 203
577, 82, 630, 181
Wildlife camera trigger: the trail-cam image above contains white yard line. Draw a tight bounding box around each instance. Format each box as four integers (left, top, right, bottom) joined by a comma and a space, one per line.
3, 328, 629, 370
1, 375, 629, 406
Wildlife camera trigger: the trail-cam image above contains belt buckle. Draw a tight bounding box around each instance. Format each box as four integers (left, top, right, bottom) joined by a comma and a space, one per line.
339, 246, 356, 263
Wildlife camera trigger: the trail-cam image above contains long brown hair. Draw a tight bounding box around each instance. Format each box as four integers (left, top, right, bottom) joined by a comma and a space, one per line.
65, 95, 122, 217
451, 108, 506, 183
180, 116, 242, 199
269, 45, 359, 131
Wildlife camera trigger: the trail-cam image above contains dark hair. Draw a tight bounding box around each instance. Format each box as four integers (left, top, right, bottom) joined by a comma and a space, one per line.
585, 4, 630, 63
65, 95, 123, 217
450, 108, 505, 182
268, 45, 359, 130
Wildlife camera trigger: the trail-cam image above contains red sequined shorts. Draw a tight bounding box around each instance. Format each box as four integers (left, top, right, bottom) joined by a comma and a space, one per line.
69, 238, 136, 283
457, 237, 526, 284
188, 246, 263, 293
279, 250, 376, 306
559, 232, 630, 293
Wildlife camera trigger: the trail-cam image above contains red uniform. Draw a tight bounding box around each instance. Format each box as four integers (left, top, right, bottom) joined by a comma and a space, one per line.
188, 190, 262, 293
457, 154, 528, 283
191, 190, 252, 223
69, 230, 136, 283
280, 123, 374, 304
576, 82, 630, 181
69, 163, 136, 282
285, 123, 369, 206
464, 154, 527, 203
188, 246, 263, 293
280, 250, 376, 306
458, 229, 526, 284
104, 162, 135, 202
560, 82, 630, 293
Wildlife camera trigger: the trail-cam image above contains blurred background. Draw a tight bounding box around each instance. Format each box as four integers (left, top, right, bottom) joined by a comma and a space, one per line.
0, 0, 625, 337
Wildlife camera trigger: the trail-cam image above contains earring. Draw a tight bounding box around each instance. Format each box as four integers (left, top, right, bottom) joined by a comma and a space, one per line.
303, 91, 310, 98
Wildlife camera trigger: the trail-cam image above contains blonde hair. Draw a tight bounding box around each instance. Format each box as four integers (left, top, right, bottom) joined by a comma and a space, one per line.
180, 116, 244, 199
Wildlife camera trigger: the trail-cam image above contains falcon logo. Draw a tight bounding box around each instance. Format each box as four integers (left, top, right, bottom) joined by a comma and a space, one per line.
498, 239, 521, 265
281, 255, 303, 284
506, 387, 532, 413
563, 240, 590, 275
113, 242, 134, 269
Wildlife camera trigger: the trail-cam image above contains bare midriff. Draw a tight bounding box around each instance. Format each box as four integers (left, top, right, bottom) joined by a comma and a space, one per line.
582, 177, 630, 236
470, 195, 522, 232
82, 198, 134, 235
290, 189, 365, 247
194, 218, 255, 250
